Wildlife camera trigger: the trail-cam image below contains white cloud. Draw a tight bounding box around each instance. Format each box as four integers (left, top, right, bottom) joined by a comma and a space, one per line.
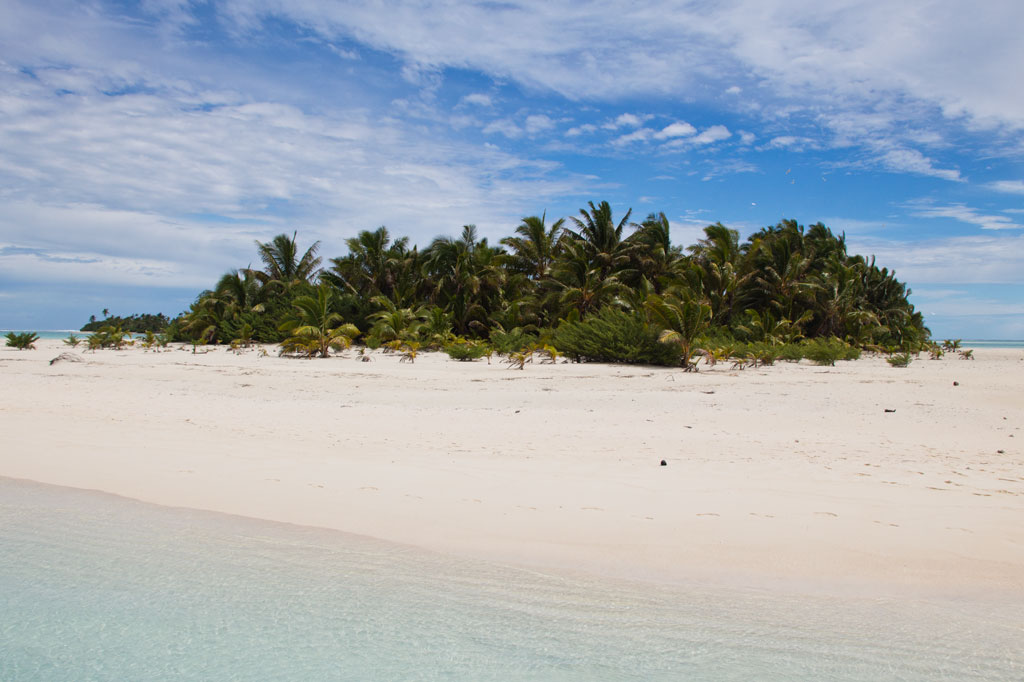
565, 123, 597, 137
204, 0, 1024, 153
460, 93, 492, 107
0, 58, 591, 292
691, 125, 731, 145
654, 121, 696, 139
612, 128, 653, 145
905, 200, 1022, 231
989, 180, 1024, 195
603, 113, 648, 130
482, 118, 524, 138
524, 114, 555, 134
766, 135, 814, 150
849, 233, 1024, 284
879, 149, 962, 182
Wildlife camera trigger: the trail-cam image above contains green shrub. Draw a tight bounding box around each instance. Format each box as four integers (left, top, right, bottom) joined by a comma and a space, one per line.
747, 342, 781, 366
552, 307, 680, 366
443, 342, 489, 361
489, 326, 536, 354
887, 352, 912, 367
777, 343, 804, 362
801, 337, 857, 366
5, 331, 39, 350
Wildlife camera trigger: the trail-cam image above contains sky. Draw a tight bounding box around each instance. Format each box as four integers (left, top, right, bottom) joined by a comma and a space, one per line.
1, 0, 1022, 338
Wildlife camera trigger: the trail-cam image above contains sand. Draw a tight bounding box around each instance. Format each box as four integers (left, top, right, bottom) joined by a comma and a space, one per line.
2, 340, 1022, 598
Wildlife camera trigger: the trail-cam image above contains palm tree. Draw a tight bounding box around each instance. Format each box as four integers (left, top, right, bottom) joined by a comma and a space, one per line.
500, 212, 565, 280
278, 284, 359, 358
424, 225, 504, 335
253, 231, 322, 287
367, 295, 424, 343
629, 212, 687, 292
323, 226, 414, 302
550, 240, 624, 317
564, 200, 636, 277
646, 294, 711, 370
687, 222, 753, 326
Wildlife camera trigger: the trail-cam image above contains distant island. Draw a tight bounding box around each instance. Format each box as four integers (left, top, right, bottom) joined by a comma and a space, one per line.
82, 203, 929, 367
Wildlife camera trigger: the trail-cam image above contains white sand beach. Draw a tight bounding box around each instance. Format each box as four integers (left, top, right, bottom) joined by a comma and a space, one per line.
2, 340, 1022, 598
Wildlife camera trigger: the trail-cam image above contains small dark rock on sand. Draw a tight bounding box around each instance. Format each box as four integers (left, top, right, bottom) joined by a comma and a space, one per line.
660, 459, 667, 466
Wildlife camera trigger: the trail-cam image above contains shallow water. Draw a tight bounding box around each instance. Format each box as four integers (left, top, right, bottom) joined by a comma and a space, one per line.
1, 478, 1020, 681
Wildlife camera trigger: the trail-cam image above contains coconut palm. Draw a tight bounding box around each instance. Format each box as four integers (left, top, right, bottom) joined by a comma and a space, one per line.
500, 212, 565, 280
646, 294, 712, 370
564, 200, 636, 278
253, 231, 322, 287
367, 296, 425, 343
687, 223, 753, 326
278, 284, 359, 358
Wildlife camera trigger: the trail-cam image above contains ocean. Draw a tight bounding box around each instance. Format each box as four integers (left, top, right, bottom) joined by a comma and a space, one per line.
1, 478, 1020, 681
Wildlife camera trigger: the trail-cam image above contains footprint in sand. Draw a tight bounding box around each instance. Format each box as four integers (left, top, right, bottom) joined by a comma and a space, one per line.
580, 506, 604, 512
359, 486, 378, 491
814, 511, 838, 517
696, 512, 720, 517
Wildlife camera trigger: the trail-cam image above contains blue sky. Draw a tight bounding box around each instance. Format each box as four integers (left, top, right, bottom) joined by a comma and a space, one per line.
1, 0, 1022, 338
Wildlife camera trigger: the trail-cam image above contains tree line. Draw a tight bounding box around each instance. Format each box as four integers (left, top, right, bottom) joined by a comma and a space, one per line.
118, 201, 928, 366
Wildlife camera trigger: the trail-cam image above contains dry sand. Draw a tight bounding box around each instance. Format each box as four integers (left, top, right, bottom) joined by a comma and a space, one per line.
2, 340, 1022, 598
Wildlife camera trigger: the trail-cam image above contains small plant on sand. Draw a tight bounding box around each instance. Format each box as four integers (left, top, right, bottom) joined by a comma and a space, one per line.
747, 343, 781, 367
887, 352, 912, 367
942, 339, 962, 352
534, 344, 561, 364
928, 345, 944, 360
140, 330, 158, 350
443, 341, 488, 361
505, 349, 533, 370
230, 323, 255, 350
63, 333, 82, 348
5, 331, 39, 350
399, 340, 421, 363
959, 349, 974, 360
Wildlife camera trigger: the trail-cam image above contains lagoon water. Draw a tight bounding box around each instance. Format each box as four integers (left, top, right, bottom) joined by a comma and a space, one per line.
1, 477, 1020, 681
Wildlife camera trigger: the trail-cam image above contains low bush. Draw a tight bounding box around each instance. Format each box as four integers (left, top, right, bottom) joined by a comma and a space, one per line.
887, 352, 912, 367
5, 331, 39, 350
801, 337, 859, 366
443, 342, 489, 361
552, 307, 680, 366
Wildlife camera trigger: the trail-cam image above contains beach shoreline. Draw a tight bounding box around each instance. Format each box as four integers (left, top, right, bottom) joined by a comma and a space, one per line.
2, 340, 1022, 600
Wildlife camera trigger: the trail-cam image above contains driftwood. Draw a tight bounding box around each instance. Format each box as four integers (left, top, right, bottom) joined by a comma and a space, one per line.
49, 353, 84, 366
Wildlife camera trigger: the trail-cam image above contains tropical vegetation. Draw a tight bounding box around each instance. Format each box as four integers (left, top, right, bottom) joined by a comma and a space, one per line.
5, 331, 39, 350
98, 204, 930, 365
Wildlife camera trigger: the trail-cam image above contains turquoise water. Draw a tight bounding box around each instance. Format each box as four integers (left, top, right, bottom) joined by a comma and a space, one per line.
1, 330, 91, 340
960, 339, 1024, 349
1, 478, 1021, 681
